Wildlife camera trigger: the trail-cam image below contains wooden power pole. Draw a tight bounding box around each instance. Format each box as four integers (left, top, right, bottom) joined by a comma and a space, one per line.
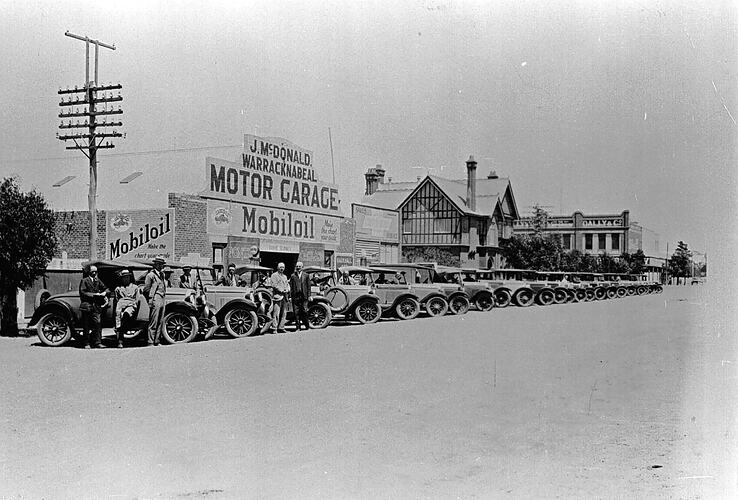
57, 31, 123, 260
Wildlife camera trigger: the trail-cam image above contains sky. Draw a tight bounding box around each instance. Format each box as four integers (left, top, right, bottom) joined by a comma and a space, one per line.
0, 0, 735, 264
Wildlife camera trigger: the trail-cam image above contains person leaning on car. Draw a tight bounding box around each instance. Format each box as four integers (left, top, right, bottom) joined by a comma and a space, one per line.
143, 257, 167, 346
78, 264, 110, 349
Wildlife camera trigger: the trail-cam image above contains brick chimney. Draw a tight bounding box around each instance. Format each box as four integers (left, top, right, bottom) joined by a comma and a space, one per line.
364, 168, 379, 195
466, 155, 477, 212
375, 164, 386, 184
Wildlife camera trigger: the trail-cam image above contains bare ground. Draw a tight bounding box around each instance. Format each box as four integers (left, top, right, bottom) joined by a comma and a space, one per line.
0, 285, 735, 499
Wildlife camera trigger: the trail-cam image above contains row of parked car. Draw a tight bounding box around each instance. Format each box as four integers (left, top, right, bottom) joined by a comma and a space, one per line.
29, 259, 662, 348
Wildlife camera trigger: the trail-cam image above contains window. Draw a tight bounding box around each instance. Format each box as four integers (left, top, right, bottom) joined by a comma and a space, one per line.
611, 233, 620, 251
401, 182, 461, 244
562, 234, 571, 250
585, 234, 593, 250
212, 244, 226, 264
598, 233, 606, 250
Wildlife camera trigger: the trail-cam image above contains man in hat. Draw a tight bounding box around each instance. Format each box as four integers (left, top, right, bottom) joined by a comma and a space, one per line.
114, 269, 139, 348
143, 256, 167, 346
178, 266, 195, 289
216, 263, 239, 286
78, 264, 110, 349
288, 261, 311, 332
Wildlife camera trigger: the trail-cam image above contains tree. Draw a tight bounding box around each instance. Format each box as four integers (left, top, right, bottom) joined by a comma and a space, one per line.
531, 204, 549, 236
668, 241, 692, 278
0, 178, 57, 336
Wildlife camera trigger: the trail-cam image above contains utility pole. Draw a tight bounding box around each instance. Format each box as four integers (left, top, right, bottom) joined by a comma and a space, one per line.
57, 31, 123, 260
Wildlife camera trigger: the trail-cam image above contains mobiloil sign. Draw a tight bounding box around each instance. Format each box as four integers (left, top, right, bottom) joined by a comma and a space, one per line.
107, 209, 175, 260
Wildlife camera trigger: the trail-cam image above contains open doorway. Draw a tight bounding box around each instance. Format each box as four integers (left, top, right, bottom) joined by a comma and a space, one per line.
259, 251, 299, 275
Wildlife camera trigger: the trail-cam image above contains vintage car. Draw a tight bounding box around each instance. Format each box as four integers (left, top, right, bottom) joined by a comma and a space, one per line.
369, 265, 454, 318
29, 260, 202, 347
373, 263, 471, 315
536, 271, 585, 303
480, 269, 559, 307
570, 272, 610, 300
433, 266, 495, 311
315, 266, 383, 324
460, 269, 521, 308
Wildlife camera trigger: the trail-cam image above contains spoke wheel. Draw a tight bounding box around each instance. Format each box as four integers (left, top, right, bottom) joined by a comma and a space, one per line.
626, 287, 636, 296
494, 289, 512, 308
425, 297, 449, 317
553, 289, 568, 304
395, 297, 420, 320
355, 300, 381, 324
224, 308, 258, 338
449, 296, 470, 315
594, 287, 607, 300
474, 293, 494, 312
307, 303, 332, 329
513, 289, 534, 307
616, 287, 627, 298
37, 313, 73, 347
575, 289, 587, 301
536, 289, 555, 306
606, 288, 617, 299
161, 312, 198, 344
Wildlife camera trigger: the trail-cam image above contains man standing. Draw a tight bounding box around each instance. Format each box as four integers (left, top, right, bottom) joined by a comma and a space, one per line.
289, 261, 311, 332
269, 262, 290, 333
143, 256, 167, 346
78, 264, 109, 349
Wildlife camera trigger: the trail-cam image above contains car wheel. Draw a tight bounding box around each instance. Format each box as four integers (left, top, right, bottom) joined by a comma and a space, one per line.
553, 288, 568, 304
575, 289, 587, 301
425, 296, 449, 317
36, 313, 73, 347
584, 289, 595, 301
449, 295, 470, 315
626, 287, 636, 296
513, 289, 534, 307
324, 287, 349, 312
616, 287, 627, 298
636, 286, 646, 295
567, 290, 578, 303
224, 308, 258, 338
494, 289, 512, 308
654, 285, 663, 293
307, 302, 332, 329
395, 297, 420, 320
594, 287, 607, 300
161, 311, 198, 344
536, 289, 555, 306
606, 288, 617, 299
355, 300, 382, 324
474, 292, 494, 312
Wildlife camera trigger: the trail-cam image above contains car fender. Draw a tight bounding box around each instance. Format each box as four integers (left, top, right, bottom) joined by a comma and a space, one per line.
419, 291, 447, 304
346, 294, 380, 312
447, 291, 470, 302
469, 289, 493, 301
213, 298, 257, 322
307, 295, 331, 306
27, 300, 77, 329
390, 293, 420, 309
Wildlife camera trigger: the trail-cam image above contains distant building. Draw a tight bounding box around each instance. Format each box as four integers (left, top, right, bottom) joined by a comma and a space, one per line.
513, 210, 632, 255
361, 157, 520, 268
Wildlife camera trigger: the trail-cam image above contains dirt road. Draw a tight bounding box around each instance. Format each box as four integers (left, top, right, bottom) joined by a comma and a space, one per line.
1, 286, 734, 499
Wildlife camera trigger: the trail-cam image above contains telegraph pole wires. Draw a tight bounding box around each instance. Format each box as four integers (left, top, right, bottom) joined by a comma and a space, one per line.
57, 31, 124, 260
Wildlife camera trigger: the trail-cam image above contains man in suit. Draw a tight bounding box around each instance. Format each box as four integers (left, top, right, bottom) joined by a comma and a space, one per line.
78, 264, 110, 349
143, 256, 167, 346
288, 261, 311, 332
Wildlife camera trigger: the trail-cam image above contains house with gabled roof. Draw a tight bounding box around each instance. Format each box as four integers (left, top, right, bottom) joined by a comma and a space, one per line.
360, 156, 520, 268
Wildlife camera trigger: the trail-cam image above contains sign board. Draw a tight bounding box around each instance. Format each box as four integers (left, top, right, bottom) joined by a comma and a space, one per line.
207, 199, 341, 246
352, 203, 399, 243
335, 253, 354, 268
106, 209, 175, 261
201, 135, 341, 217
299, 243, 325, 267
226, 236, 261, 265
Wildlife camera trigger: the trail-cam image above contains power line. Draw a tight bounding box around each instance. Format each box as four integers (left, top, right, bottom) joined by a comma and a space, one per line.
0, 144, 243, 164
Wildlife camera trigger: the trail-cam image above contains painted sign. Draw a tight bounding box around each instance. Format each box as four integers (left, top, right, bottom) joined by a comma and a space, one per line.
226, 236, 261, 265
106, 209, 174, 261
201, 135, 340, 216
207, 199, 340, 246
352, 204, 399, 243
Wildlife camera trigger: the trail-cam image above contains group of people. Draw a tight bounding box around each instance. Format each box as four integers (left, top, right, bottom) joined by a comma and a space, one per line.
78, 257, 198, 349
77, 258, 318, 347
